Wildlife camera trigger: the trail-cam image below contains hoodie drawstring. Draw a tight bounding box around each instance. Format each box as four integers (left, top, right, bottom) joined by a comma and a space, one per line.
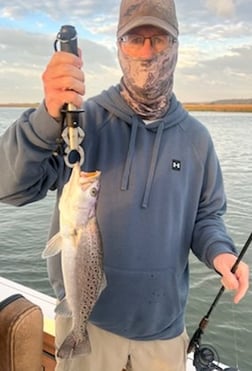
121, 116, 138, 191
121, 117, 165, 208
93, 86, 188, 209
142, 121, 164, 208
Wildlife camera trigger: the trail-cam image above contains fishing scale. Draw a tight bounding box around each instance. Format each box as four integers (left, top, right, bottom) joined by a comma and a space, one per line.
54, 25, 85, 168
188, 232, 252, 371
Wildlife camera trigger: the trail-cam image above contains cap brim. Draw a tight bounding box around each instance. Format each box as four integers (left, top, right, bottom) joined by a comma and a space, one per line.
117, 16, 178, 38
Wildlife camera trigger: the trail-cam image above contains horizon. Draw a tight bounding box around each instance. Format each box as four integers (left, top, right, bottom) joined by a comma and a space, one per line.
1, 98, 252, 108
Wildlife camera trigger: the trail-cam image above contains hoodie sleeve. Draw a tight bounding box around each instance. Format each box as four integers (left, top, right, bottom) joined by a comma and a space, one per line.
0, 103, 67, 206
191, 135, 237, 268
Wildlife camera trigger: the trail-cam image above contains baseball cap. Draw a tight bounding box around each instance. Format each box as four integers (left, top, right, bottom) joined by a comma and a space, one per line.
117, 0, 179, 39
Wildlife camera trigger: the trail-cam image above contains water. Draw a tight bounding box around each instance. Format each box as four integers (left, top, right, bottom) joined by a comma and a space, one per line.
0, 108, 56, 296
0, 108, 252, 370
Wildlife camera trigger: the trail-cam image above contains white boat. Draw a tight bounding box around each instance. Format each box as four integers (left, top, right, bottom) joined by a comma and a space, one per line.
0, 276, 237, 371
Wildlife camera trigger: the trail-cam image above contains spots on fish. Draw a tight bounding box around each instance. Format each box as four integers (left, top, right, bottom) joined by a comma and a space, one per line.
53, 166, 105, 359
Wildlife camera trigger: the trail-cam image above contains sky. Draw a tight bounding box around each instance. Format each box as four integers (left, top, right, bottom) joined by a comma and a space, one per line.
0, 0, 251, 103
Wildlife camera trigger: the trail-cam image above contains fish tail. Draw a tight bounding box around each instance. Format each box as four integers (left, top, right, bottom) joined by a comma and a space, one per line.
57, 331, 91, 359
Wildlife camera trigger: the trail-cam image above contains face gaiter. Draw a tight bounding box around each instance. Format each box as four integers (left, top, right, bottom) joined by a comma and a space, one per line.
118, 41, 178, 120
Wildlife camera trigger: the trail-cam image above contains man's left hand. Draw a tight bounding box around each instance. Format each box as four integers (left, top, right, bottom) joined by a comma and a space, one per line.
213, 253, 249, 304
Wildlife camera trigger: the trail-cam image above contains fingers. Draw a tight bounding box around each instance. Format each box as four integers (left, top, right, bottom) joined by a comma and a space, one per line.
213, 253, 250, 304
42, 51, 85, 119
221, 272, 238, 291
232, 262, 249, 304
220, 261, 249, 304
49, 50, 83, 68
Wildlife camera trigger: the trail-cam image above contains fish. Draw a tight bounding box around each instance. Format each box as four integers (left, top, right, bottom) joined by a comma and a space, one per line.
42, 163, 106, 359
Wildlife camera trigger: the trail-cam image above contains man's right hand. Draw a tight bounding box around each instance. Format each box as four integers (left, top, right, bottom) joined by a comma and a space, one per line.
42, 51, 85, 119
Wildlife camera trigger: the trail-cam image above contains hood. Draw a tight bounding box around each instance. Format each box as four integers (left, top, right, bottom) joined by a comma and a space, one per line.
93, 85, 187, 130
92, 85, 188, 207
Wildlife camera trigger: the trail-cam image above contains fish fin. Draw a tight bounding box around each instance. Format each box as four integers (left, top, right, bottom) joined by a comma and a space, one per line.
100, 273, 107, 294
55, 298, 72, 317
41, 233, 62, 258
57, 330, 91, 359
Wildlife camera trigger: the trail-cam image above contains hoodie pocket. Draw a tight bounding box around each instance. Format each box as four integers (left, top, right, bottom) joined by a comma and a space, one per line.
91, 265, 188, 339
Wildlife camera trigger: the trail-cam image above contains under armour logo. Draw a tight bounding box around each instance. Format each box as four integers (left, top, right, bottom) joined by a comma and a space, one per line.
172, 160, 181, 171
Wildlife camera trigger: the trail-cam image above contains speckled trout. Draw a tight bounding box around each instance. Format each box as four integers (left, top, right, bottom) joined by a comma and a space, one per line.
42, 163, 106, 359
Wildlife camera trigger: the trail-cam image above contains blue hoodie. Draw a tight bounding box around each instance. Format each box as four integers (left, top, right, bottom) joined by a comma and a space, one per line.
0, 86, 236, 340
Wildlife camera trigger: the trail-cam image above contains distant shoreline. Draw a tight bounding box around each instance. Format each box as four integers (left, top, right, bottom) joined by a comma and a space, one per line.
1, 102, 252, 112
183, 103, 252, 112
0, 103, 39, 108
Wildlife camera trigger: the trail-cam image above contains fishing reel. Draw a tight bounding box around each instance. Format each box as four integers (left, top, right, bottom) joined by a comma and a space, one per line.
193, 344, 238, 371
54, 25, 85, 167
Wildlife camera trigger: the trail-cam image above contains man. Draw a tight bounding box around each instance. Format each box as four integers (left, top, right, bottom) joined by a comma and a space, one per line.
0, 0, 249, 370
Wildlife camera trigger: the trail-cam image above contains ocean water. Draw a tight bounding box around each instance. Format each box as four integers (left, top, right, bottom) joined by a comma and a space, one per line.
0, 107, 252, 370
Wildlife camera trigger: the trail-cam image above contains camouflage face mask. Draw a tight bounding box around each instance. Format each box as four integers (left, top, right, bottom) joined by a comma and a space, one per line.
118, 42, 178, 120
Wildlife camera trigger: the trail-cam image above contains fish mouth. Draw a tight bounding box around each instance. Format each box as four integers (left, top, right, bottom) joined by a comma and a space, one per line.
81, 171, 101, 180
79, 171, 101, 192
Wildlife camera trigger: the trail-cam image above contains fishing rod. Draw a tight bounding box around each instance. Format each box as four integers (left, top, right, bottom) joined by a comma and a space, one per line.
187, 232, 252, 371
188, 232, 252, 354
54, 25, 85, 168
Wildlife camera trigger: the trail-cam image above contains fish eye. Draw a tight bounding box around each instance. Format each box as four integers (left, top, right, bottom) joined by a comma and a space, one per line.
90, 187, 98, 197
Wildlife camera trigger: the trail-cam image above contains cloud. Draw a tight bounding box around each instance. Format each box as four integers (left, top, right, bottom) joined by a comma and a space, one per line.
1, 1, 104, 19
0, 0, 251, 103
0, 0, 120, 35
175, 44, 252, 102
206, 0, 236, 17
0, 27, 121, 103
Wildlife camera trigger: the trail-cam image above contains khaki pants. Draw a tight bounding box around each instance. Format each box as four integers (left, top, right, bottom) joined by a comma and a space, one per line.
55, 316, 189, 371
